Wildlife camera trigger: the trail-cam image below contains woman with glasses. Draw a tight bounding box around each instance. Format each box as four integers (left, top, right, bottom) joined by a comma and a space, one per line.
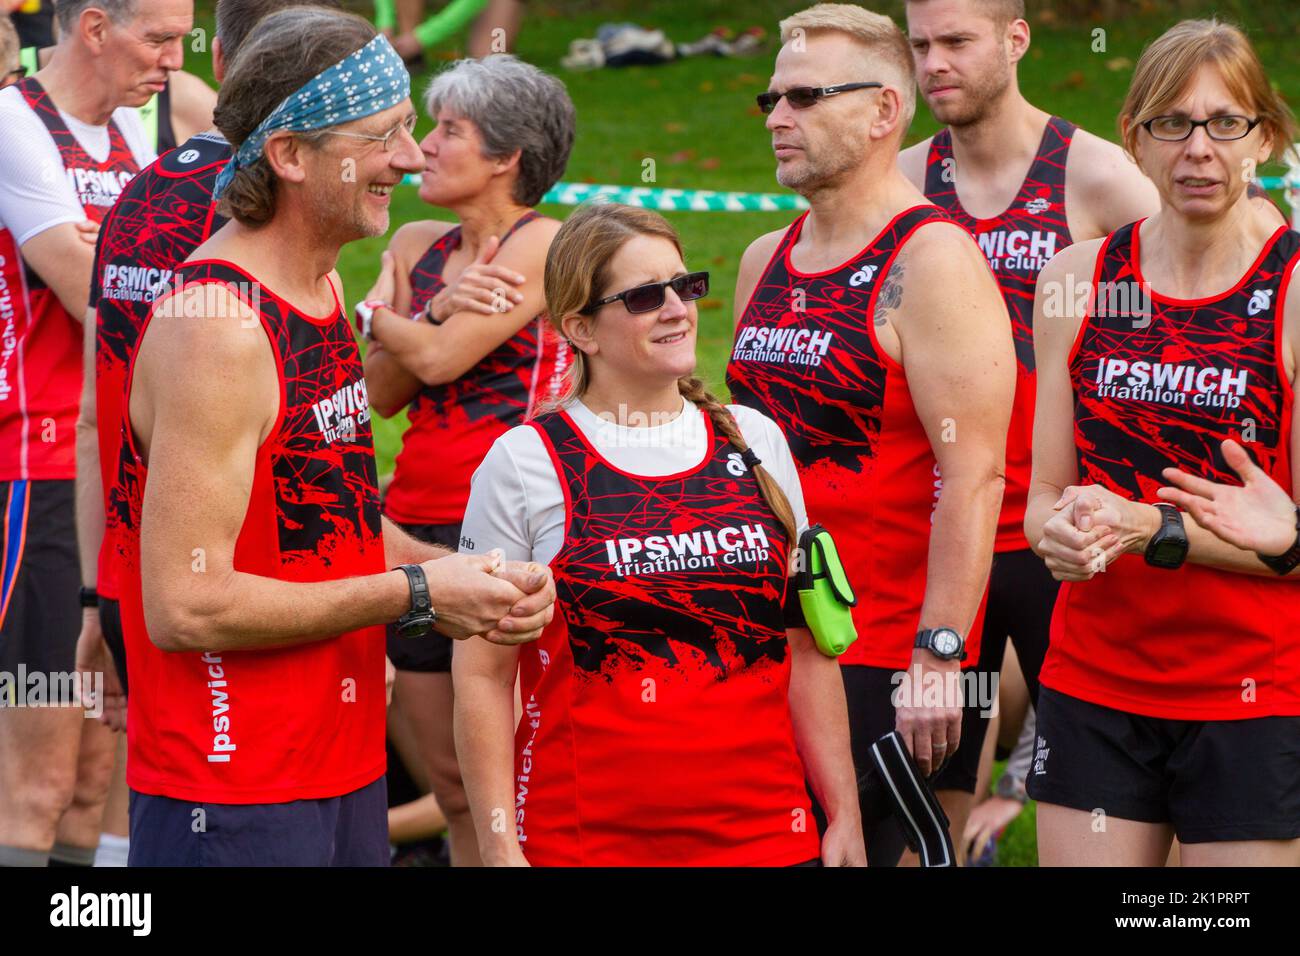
358, 54, 574, 867
453, 203, 864, 866
1025, 19, 1300, 866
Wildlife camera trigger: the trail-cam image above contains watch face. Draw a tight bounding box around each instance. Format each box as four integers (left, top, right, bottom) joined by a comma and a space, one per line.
398, 613, 435, 638
933, 629, 961, 657
1149, 538, 1185, 567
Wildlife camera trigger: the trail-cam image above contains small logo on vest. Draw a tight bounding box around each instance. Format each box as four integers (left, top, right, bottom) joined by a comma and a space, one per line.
848, 264, 878, 287
1032, 734, 1050, 776
1247, 288, 1273, 316
177, 149, 200, 165
726, 452, 747, 477
1025, 196, 1051, 214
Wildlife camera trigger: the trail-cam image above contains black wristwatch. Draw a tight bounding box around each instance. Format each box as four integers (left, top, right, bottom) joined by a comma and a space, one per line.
915, 627, 965, 661
78, 587, 98, 609
395, 564, 436, 637
1258, 505, 1300, 575
1144, 503, 1189, 569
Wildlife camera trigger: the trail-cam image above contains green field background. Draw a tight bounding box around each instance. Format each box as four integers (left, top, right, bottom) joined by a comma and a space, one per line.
186, 0, 1300, 865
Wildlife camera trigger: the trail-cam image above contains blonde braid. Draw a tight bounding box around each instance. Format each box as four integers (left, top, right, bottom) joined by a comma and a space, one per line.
678, 376, 798, 551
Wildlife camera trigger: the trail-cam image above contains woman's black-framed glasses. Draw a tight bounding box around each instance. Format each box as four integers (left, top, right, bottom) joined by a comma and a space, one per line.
756, 82, 883, 114
583, 271, 709, 315
1141, 114, 1261, 142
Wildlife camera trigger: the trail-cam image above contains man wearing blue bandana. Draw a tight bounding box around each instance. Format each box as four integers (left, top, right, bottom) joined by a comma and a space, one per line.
119, 7, 556, 866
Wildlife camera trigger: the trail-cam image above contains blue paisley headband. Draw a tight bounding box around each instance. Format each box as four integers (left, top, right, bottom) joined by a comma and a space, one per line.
213, 34, 411, 200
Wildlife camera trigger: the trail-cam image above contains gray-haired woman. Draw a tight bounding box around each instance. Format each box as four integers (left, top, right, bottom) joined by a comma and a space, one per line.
358, 53, 574, 867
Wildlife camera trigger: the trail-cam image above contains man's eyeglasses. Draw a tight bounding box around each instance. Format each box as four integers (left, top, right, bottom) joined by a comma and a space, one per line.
757, 82, 883, 114
321, 113, 418, 152
583, 271, 710, 315
1141, 114, 1261, 142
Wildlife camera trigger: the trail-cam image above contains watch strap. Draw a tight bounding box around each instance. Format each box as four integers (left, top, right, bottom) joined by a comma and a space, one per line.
1258, 505, 1300, 575
354, 299, 388, 341
397, 563, 432, 614
79, 586, 99, 609
914, 627, 966, 661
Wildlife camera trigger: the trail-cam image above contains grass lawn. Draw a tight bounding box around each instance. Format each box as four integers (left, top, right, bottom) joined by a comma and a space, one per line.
186, 0, 1300, 866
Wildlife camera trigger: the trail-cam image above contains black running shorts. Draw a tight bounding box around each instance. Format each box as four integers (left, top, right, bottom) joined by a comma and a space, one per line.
1029, 686, 1300, 843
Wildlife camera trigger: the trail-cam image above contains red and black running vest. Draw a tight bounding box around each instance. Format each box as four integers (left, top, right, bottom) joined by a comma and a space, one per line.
0, 78, 139, 481
119, 260, 387, 803
726, 205, 985, 669
1043, 220, 1300, 719
383, 212, 570, 525
515, 408, 818, 866
925, 117, 1076, 550
91, 132, 230, 601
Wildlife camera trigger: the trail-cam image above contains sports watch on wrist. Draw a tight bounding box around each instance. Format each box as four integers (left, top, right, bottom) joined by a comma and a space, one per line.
1144, 503, 1189, 570
395, 564, 436, 638
915, 627, 965, 661
78, 587, 98, 609
354, 299, 388, 341
1258, 505, 1300, 575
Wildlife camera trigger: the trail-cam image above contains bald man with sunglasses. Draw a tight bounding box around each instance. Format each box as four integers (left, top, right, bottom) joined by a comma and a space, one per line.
726, 3, 1014, 866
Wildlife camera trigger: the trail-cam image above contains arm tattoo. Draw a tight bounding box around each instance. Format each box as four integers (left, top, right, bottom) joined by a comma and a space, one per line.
875, 259, 904, 326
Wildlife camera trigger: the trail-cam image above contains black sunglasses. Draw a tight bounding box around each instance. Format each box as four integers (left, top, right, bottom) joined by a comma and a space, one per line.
757, 82, 883, 114
583, 271, 709, 315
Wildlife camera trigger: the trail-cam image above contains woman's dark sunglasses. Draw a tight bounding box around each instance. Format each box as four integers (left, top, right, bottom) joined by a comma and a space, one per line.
584, 271, 709, 315
756, 82, 882, 114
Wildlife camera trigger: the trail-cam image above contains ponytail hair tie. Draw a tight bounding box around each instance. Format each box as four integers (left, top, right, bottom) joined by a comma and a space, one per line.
741, 448, 762, 470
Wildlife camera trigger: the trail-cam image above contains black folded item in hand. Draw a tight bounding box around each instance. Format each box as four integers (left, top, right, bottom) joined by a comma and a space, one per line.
859, 731, 956, 868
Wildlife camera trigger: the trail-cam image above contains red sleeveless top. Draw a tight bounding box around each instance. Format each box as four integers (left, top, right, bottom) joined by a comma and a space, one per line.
727, 206, 987, 668
925, 117, 1076, 550
91, 133, 230, 599
1044, 221, 1300, 719
119, 260, 387, 802
384, 213, 569, 524
514, 409, 818, 866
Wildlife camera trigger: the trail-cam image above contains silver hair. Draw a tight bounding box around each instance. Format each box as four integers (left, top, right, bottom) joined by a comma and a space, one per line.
424, 54, 575, 207
56, 0, 140, 31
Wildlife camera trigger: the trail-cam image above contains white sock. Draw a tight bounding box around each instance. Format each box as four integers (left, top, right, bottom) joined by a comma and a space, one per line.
93, 833, 130, 868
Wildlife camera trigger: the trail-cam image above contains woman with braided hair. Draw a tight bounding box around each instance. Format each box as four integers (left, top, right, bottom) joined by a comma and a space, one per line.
454, 202, 863, 866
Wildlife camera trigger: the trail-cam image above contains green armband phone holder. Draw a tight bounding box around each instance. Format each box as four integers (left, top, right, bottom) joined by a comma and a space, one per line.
796, 524, 858, 657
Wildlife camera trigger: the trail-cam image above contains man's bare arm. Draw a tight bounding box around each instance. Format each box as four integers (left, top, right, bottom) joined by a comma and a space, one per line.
732, 229, 785, 330
133, 283, 536, 652
1067, 130, 1161, 238
166, 70, 217, 145
75, 307, 103, 587
898, 224, 1016, 635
